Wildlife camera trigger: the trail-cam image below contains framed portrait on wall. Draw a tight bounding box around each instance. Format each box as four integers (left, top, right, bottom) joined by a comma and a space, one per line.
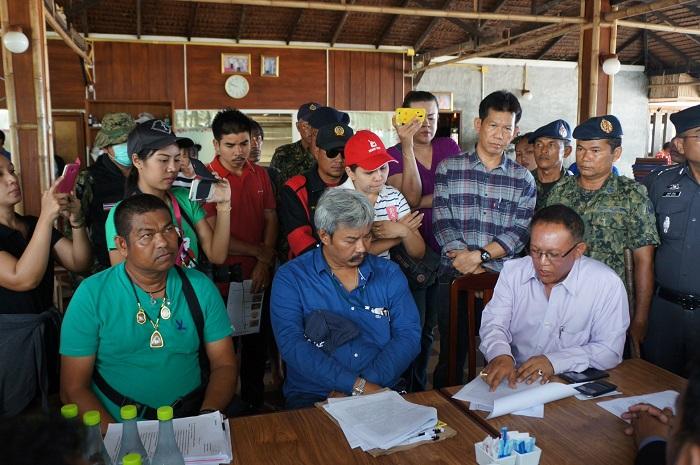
433, 91, 454, 111
261, 55, 279, 77
222, 53, 251, 75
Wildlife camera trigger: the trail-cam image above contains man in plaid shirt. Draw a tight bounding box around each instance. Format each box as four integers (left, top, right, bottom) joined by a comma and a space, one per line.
432, 90, 536, 387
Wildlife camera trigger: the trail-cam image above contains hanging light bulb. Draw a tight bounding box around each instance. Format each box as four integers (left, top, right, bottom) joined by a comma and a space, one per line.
602, 55, 621, 75
521, 90, 533, 101
2, 26, 29, 54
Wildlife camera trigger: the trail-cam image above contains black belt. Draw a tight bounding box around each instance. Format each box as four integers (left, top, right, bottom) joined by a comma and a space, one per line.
658, 287, 700, 310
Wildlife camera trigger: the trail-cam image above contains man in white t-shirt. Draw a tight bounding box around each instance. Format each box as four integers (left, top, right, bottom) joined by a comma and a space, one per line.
339, 130, 425, 260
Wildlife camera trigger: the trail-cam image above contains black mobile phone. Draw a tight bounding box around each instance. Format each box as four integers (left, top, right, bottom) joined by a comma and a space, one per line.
559, 367, 609, 384
189, 179, 215, 202
574, 380, 617, 397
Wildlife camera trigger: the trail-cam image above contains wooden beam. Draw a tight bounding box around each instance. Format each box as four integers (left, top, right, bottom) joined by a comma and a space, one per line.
81, 7, 89, 37
413, 0, 480, 41
66, 0, 102, 19
186, 2, 199, 40
375, 0, 412, 48
650, 9, 700, 47
286, 10, 304, 44
536, 33, 566, 59
605, 0, 694, 21
173, 0, 586, 24
615, 30, 641, 53
534, 0, 569, 15
136, 0, 142, 39
619, 19, 700, 36
414, 0, 454, 51
236, 6, 246, 43
647, 63, 700, 75
331, 0, 356, 47
44, 8, 92, 64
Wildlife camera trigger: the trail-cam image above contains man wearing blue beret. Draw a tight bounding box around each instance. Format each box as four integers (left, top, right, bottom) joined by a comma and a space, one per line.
643, 104, 700, 376
529, 119, 574, 210
546, 115, 659, 354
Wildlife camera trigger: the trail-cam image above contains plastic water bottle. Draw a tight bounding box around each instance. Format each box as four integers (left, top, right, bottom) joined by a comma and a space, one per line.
122, 453, 142, 465
151, 406, 185, 465
83, 410, 113, 465
61, 403, 79, 420
116, 405, 150, 465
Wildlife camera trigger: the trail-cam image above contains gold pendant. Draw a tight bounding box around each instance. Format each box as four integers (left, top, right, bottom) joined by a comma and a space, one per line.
136, 308, 147, 325
160, 304, 171, 320
150, 330, 164, 348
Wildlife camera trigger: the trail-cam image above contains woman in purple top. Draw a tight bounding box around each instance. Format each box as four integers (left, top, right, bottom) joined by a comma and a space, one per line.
386, 91, 461, 392
387, 91, 461, 254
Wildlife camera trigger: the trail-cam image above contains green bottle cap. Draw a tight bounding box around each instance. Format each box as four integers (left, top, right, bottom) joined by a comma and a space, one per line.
120, 404, 137, 421
60, 404, 78, 419
122, 453, 142, 465
157, 406, 174, 421
83, 410, 101, 427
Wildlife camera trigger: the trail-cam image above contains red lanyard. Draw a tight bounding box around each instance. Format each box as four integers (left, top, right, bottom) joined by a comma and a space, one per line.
167, 191, 183, 230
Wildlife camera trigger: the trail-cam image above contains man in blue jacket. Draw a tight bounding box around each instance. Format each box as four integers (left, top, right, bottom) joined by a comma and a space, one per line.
271, 188, 421, 408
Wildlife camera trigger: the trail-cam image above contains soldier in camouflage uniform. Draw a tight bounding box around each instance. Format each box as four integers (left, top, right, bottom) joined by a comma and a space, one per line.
546, 115, 659, 352
529, 119, 574, 211
74, 112, 135, 272
268, 102, 320, 195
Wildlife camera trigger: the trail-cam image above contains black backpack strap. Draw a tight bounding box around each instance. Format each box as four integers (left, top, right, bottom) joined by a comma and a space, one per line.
176, 266, 210, 386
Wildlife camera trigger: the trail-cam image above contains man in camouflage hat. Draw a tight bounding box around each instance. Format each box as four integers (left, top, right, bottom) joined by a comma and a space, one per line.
546, 115, 659, 353
268, 102, 321, 194
75, 112, 136, 271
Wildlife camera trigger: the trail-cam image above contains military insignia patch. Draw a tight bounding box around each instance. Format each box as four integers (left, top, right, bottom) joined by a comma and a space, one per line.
309, 104, 317, 111
662, 191, 682, 197
667, 184, 680, 190
334, 126, 344, 136
600, 118, 613, 134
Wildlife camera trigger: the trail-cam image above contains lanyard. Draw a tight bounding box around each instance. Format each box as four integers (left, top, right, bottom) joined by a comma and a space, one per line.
167, 191, 183, 230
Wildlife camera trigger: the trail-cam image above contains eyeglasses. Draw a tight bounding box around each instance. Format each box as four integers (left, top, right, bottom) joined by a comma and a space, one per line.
326, 150, 344, 159
529, 242, 581, 262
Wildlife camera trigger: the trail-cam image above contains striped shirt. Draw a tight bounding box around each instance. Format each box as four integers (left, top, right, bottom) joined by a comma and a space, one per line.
338, 178, 410, 259
432, 151, 536, 272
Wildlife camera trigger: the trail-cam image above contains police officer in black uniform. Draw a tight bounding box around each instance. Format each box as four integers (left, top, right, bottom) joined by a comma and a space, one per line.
644, 103, 700, 376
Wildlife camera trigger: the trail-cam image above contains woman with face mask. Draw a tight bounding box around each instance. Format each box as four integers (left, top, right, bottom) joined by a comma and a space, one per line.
73, 112, 137, 271
104, 119, 232, 269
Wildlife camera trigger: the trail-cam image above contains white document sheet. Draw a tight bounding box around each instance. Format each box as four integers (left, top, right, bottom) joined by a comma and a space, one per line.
597, 390, 680, 421
323, 390, 438, 451
102, 411, 232, 464
453, 376, 580, 419
226, 280, 264, 337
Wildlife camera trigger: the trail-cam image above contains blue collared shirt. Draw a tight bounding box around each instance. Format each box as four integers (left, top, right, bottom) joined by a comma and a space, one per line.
270, 247, 421, 400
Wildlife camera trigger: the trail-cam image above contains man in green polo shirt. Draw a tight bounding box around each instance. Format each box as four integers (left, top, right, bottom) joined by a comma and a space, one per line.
60, 194, 236, 429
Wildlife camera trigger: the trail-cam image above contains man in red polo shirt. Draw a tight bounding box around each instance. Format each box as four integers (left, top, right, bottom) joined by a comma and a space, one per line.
205, 109, 277, 413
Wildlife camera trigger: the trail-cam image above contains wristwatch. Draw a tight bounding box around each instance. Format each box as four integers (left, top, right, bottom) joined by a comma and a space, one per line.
352, 377, 367, 396
478, 248, 491, 263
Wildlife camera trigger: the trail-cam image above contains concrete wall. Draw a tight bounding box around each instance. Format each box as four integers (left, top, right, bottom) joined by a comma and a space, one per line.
416, 59, 648, 177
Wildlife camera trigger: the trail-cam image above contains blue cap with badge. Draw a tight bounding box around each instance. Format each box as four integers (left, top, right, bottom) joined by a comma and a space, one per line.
670, 104, 700, 134
529, 119, 572, 144
572, 115, 623, 140
297, 102, 321, 121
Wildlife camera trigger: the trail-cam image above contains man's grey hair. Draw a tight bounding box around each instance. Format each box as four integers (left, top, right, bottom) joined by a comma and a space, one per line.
314, 188, 374, 236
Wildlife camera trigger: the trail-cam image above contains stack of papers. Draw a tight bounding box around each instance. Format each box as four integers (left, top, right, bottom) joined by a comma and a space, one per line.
322, 390, 438, 452
103, 411, 232, 465
453, 377, 580, 419
597, 390, 680, 420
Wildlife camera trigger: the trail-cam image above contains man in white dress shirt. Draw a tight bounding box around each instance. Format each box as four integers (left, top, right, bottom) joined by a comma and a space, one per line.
479, 204, 629, 390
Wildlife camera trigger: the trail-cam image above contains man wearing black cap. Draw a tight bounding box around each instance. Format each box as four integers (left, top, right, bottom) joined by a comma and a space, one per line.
279, 122, 353, 259
269, 103, 320, 193
644, 104, 700, 376
546, 115, 659, 354
529, 119, 573, 210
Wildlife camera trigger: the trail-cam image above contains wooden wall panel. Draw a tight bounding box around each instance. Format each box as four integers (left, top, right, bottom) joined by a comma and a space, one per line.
92, 42, 186, 108
186, 46, 326, 110
328, 50, 406, 112
48, 40, 85, 109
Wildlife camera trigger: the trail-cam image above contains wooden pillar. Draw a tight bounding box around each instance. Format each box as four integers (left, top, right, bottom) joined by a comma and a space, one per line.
1, 0, 53, 216
578, 0, 612, 122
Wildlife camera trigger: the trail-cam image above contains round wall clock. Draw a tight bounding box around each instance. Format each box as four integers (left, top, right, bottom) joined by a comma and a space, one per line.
224, 75, 250, 99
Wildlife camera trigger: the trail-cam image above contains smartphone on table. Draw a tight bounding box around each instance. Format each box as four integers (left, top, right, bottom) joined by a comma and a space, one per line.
395, 108, 426, 126
56, 158, 81, 194
559, 367, 609, 384
574, 380, 618, 398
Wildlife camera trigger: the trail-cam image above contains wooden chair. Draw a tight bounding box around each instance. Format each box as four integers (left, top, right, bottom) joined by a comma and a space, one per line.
448, 272, 499, 386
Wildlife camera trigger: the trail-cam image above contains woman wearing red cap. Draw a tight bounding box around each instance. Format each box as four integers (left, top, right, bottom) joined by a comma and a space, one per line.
339, 130, 425, 261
